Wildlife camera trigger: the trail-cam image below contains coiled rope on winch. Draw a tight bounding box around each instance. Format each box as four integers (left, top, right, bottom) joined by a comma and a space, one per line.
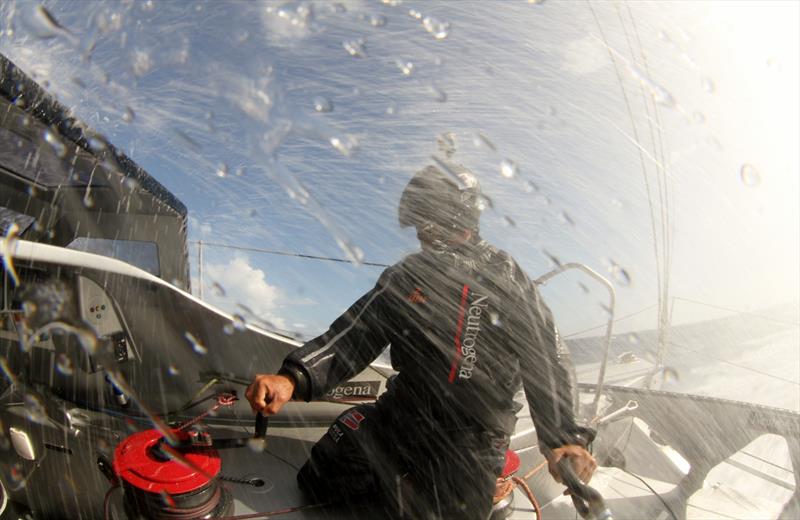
494, 460, 547, 519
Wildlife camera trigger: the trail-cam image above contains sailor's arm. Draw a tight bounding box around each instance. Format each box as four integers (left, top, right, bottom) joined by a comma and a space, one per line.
514, 284, 597, 482
246, 270, 394, 415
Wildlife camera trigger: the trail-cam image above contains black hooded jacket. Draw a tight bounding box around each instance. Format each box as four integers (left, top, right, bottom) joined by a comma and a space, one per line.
279, 240, 590, 450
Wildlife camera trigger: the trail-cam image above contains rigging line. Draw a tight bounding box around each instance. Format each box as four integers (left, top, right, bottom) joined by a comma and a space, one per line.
563, 303, 658, 338
560, 99, 669, 173
740, 450, 795, 474
621, 3, 671, 335
622, 1, 675, 363
582, 31, 676, 301
188, 240, 389, 268
625, 5, 671, 280
625, 1, 675, 320
614, 0, 672, 355
618, 467, 679, 520
672, 296, 800, 327
585, 0, 665, 326
667, 341, 800, 386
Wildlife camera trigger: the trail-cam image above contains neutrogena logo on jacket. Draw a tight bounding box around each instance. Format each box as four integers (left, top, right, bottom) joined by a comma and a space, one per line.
459, 293, 488, 380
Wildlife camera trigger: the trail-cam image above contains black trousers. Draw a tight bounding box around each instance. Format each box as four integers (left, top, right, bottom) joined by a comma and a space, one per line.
297, 402, 506, 520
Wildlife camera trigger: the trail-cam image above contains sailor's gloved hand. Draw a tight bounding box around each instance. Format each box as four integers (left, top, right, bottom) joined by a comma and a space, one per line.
245, 373, 296, 416
546, 444, 597, 488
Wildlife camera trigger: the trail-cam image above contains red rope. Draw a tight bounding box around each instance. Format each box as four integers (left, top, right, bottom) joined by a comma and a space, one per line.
176, 393, 237, 431
493, 461, 547, 519
513, 476, 543, 520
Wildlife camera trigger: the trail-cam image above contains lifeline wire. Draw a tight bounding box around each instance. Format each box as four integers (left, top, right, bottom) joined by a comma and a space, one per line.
619, 467, 678, 520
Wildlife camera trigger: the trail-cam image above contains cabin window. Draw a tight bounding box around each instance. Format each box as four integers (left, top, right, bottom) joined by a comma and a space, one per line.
0, 126, 106, 188
66, 237, 160, 276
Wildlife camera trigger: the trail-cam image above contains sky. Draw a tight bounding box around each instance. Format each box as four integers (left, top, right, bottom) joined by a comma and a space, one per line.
1, 0, 797, 342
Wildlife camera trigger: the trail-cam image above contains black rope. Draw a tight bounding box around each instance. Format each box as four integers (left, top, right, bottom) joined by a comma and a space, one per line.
189, 240, 389, 268
618, 467, 679, 520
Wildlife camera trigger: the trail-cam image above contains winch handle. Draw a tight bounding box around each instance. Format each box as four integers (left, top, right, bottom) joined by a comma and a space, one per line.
556, 458, 613, 520
254, 412, 269, 439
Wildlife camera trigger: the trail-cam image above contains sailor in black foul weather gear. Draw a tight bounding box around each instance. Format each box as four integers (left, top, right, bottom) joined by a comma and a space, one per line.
247, 163, 596, 519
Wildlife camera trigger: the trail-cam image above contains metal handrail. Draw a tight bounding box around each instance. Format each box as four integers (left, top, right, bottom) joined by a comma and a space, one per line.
534, 263, 616, 420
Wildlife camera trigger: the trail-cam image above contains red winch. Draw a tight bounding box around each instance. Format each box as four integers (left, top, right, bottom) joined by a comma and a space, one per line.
112, 427, 233, 519
111, 393, 241, 519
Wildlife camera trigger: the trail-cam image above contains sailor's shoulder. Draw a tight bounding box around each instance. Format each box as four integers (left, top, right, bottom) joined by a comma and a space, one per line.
480, 245, 532, 289
376, 256, 417, 285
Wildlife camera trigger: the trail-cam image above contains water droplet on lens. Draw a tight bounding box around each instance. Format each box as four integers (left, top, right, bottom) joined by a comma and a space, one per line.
395, 60, 414, 76
142, 0, 155, 12
184, 331, 207, 355
21, 300, 36, 320
422, 16, 450, 39
160, 490, 176, 507
661, 366, 679, 385
740, 163, 761, 187
8, 462, 25, 488
559, 211, 574, 226
628, 333, 640, 345
313, 96, 333, 113
330, 135, 358, 156
131, 50, 153, 77
96, 438, 111, 456
528, 0, 545, 4
437, 132, 456, 157
692, 111, 706, 124
500, 159, 518, 179
523, 180, 538, 193
28, 5, 73, 41
122, 106, 135, 123
247, 437, 266, 453
608, 261, 631, 286
578, 282, 590, 294
706, 136, 723, 151
235, 166, 246, 177
216, 164, 228, 178
503, 216, 516, 227
88, 136, 108, 151
702, 77, 715, 94
386, 102, 398, 115
489, 312, 501, 326
473, 133, 496, 152
628, 67, 675, 107
24, 393, 47, 424
343, 39, 367, 58
429, 84, 447, 102
43, 130, 67, 158
408, 9, 422, 20
542, 249, 562, 268
56, 353, 74, 376
211, 282, 226, 297
123, 177, 140, 191
370, 14, 387, 27
232, 314, 247, 331
168, 364, 180, 376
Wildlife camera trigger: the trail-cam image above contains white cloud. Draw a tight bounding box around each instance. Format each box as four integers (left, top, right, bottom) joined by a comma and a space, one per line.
202, 255, 287, 330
